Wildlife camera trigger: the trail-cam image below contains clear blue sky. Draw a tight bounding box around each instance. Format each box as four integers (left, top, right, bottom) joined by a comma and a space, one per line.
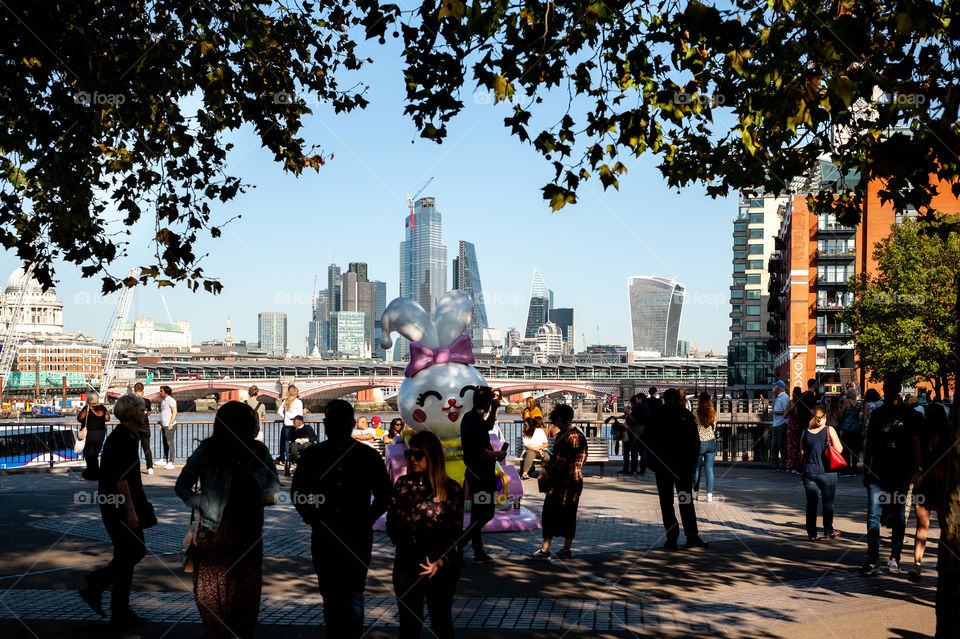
1, 38, 736, 355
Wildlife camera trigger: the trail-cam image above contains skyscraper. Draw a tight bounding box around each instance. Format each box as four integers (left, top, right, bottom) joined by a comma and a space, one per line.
628, 276, 685, 356
258, 312, 287, 357
399, 197, 448, 314
330, 311, 367, 358
452, 240, 489, 339
326, 264, 341, 351
524, 268, 552, 338
548, 307, 575, 354
307, 289, 329, 356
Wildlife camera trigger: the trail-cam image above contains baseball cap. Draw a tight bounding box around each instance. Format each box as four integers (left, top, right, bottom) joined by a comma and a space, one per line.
774, 381, 786, 388
371, 416, 382, 426
293, 415, 305, 422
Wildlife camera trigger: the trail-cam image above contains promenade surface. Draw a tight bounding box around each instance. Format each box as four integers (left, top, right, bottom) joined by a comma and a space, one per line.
0, 462, 938, 638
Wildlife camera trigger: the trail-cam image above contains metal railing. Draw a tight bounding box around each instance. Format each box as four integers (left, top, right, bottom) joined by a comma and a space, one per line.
0, 424, 81, 470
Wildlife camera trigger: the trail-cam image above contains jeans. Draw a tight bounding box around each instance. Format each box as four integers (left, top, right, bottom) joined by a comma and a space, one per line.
464, 479, 496, 554
655, 471, 699, 542
625, 436, 646, 473
137, 427, 153, 469
394, 557, 459, 639
84, 515, 147, 614
867, 481, 908, 562
801, 472, 837, 538
160, 427, 176, 462
277, 425, 295, 461
770, 425, 786, 468
693, 439, 718, 493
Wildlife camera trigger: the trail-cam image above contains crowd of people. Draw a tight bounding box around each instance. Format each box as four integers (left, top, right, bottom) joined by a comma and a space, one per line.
73, 374, 952, 635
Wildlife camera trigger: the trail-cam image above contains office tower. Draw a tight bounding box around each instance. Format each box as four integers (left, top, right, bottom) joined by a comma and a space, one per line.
373, 280, 387, 359
399, 197, 448, 314
727, 193, 787, 397
452, 240, 489, 339
627, 276, 685, 357
330, 311, 368, 358
348, 262, 368, 282
524, 268, 551, 338
327, 264, 342, 313
307, 289, 329, 356
258, 312, 287, 357
548, 307, 575, 354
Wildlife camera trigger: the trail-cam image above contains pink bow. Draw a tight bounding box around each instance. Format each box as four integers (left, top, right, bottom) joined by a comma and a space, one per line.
405, 334, 475, 378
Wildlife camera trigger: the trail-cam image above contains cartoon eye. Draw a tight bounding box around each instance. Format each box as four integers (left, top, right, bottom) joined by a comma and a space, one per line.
459, 385, 478, 398
416, 390, 443, 407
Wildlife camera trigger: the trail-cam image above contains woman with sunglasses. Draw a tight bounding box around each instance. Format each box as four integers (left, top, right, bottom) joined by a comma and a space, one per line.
382, 417, 405, 444
386, 431, 464, 638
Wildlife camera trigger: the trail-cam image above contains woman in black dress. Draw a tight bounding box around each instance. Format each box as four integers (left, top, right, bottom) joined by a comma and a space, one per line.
78, 392, 109, 480
387, 431, 464, 639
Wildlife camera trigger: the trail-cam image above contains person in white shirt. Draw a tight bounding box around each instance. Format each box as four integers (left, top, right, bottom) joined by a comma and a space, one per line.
277, 385, 304, 463
520, 417, 550, 479
770, 381, 789, 470
158, 385, 178, 469
352, 416, 378, 449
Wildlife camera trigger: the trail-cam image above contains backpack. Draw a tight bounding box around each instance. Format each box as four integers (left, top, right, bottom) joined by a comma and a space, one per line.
841, 403, 861, 432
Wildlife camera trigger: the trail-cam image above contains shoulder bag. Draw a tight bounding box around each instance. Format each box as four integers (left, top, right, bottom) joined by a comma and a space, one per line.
181, 509, 198, 573
74, 408, 89, 454
824, 429, 847, 471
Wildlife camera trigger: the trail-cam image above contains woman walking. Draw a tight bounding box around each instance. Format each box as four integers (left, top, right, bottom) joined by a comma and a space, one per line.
693, 393, 718, 502
784, 387, 803, 473
386, 431, 464, 639
78, 392, 109, 480
799, 406, 843, 541
910, 402, 949, 578
382, 417, 405, 444
276, 385, 303, 463
175, 401, 280, 639
530, 404, 587, 560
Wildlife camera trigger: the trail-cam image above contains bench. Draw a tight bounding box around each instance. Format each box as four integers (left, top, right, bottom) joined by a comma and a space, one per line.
514, 434, 610, 478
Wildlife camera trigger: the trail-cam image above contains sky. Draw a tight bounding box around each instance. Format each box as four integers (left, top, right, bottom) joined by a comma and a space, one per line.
0, 37, 737, 355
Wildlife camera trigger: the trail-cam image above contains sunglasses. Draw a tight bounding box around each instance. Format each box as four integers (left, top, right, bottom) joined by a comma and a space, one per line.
403, 449, 426, 462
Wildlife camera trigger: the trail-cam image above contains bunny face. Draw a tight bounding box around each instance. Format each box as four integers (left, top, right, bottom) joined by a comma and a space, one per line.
398, 362, 487, 442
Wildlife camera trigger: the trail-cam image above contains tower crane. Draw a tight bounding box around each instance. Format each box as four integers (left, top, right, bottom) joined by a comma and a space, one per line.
99, 268, 138, 399
0, 263, 37, 394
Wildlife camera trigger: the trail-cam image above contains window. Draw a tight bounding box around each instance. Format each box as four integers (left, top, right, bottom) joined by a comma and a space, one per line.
734, 236, 747, 246
746, 321, 761, 331
748, 260, 764, 270
732, 318, 743, 326
731, 289, 744, 299
748, 243, 764, 254
734, 263, 746, 273
734, 250, 746, 259
749, 229, 764, 239
747, 274, 761, 283
734, 221, 747, 232
817, 238, 853, 256
732, 304, 743, 314
817, 264, 853, 283
749, 213, 764, 223
745, 289, 761, 300
732, 332, 742, 339
749, 198, 764, 207
746, 305, 761, 316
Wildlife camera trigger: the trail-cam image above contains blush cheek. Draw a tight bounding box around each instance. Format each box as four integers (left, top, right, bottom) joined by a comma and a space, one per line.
412, 409, 427, 423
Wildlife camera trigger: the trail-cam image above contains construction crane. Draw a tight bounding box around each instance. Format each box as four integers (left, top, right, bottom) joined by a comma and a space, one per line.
98, 268, 138, 399
405, 177, 434, 299
0, 263, 37, 394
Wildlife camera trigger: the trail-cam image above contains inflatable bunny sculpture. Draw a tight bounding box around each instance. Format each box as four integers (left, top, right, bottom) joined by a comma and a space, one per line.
375, 290, 539, 532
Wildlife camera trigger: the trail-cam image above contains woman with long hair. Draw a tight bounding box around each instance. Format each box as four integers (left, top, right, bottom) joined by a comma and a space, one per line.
175, 401, 280, 639
78, 392, 110, 480
910, 403, 949, 578
784, 387, 804, 473
693, 393, 718, 502
386, 431, 464, 639
276, 385, 303, 463
382, 417, 405, 444
520, 417, 550, 480
825, 396, 844, 428
799, 406, 843, 541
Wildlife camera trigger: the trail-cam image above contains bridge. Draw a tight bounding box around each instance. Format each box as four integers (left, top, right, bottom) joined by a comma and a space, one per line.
108, 359, 728, 406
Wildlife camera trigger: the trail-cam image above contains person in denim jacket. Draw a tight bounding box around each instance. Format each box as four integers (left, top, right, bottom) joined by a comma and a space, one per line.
175, 401, 280, 639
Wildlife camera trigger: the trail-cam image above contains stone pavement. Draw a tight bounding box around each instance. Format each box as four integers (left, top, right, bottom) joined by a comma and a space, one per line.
0, 464, 940, 637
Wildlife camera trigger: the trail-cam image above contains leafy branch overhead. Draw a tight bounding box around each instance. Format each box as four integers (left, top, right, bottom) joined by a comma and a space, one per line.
3, 1, 960, 291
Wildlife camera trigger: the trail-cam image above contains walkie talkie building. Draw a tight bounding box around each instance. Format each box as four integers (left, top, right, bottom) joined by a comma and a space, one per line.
628, 276, 685, 357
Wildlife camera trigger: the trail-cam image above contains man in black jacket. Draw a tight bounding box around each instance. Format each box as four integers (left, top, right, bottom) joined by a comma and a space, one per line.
291, 399, 391, 638
645, 388, 708, 549
461, 386, 506, 564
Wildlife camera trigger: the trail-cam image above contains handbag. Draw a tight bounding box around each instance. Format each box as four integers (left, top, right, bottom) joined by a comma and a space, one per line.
181, 509, 198, 573
824, 429, 847, 471
75, 408, 89, 453
135, 497, 158, 529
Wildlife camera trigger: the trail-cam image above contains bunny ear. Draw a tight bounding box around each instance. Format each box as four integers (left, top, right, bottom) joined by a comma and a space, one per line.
380, 297, 439, 350
433, 290, 474, 347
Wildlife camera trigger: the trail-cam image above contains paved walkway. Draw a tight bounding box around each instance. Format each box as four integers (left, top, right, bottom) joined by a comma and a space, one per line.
0, 465, 939, 637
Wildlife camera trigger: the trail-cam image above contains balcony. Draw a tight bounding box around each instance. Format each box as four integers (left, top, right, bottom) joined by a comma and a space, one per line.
816, 325, 853, 338
816, 275, 851, 287
816, 248, 856, 260
816, 303, 851, 312
817, 222, 856, 235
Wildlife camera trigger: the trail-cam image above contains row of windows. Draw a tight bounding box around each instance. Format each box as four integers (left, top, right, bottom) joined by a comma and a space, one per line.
730, 289, 761, 300
733, 275, 762, 286
818, 264, 854, 283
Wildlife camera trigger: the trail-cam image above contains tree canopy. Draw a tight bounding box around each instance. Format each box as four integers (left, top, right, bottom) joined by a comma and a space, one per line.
3, 0, 960, 291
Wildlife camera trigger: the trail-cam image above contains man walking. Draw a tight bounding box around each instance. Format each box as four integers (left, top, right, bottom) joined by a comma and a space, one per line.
132, 383, 153, 475
645, 388, 707, 549
157, 386, 177, 469
860, 372, 923, 575
244, 385, 266, 442
771, 381, 789, 470
626, 393, 650, 475
291, 399, 391, 638
461, 386, 506, 564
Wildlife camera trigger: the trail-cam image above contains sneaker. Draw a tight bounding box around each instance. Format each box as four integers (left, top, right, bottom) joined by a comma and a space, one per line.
555, 549, 572, 559
164, 462, 175, 470
529, 548, 551, 561
473, 552, 494, 565
158, 459, 166, 466
146, 468, 154, 475
706, 493, 713, 503
684, 537, 709, 549
908, 563, 922, 579
78, 587, 106, 618
888, 558, 901, 574
110, 610, 149, 627
860, 559, 881, 575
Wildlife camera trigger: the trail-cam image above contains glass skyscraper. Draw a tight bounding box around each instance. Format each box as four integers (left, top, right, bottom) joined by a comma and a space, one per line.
258, 312, 287, 357
399, 197, 448, 315
627, 276, 685, 356
452, 240, 489, 339
524, 268, 553, 338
